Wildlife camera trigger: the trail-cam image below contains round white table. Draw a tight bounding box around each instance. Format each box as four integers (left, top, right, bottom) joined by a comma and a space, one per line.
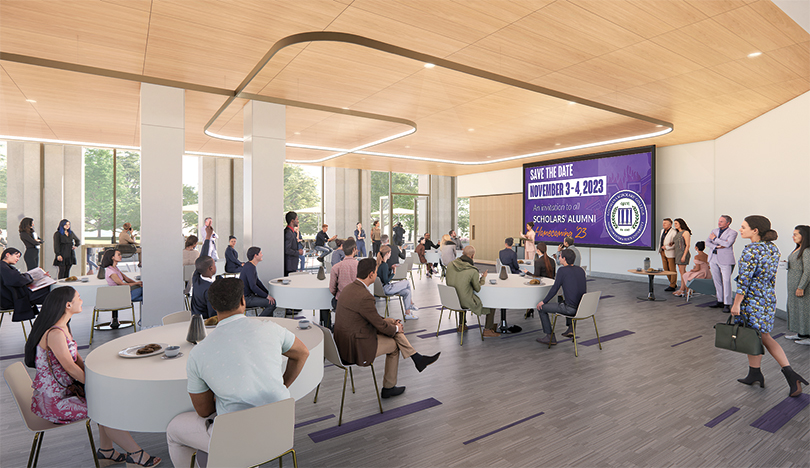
267, 273, 333, 310
55, 275, 136, 330
84, 317, 323, 432
475, 275, 555, 333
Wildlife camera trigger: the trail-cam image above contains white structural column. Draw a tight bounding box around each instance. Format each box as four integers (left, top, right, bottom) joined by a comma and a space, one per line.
324, 167, 365, 237
199, 157, 235, 257
244, 100, 285, 281
42, 145, 65, 271
140, 84, 185, 326
5, 142, 41, 254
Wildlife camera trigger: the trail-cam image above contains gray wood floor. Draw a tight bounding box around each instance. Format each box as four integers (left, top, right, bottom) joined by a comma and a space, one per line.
1, 272, 808, 467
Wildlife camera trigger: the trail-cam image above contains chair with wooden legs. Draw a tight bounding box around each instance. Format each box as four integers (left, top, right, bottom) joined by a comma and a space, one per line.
548, 291, 602, 357
436, 284, 483, 346
312, 324, 383, 426
373, 278, 406, 321
89, 285, 136, 345
1, 307, 33, 340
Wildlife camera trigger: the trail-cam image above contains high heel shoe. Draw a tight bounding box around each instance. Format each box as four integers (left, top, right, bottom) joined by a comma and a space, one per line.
126, 449, 161, 468
97, 448, 126, 467
737, 366, 765, 388
782, 366, 809, 397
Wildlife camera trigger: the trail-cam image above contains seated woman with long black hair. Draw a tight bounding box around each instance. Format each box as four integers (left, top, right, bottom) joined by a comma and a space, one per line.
24, 286, 161, 467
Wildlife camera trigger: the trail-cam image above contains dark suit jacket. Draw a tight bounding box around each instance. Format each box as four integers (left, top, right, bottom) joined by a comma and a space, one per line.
0, 262, 39, 321
385, 243, 407, 269
52, 231, 80, 267
224, 246, 243, 273
241, 262, 268, 298
499, 247, 520, 274
190, 274, 216, 319
20, 231, 42, 250
334, 280, 398, 366
284, 226, 299, 273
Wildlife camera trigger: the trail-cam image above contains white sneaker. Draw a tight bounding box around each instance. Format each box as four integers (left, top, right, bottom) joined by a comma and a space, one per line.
784, 334, 801, 340
404, 314, 419, 320
795, 339, 810, 346
410, 305, 419, 311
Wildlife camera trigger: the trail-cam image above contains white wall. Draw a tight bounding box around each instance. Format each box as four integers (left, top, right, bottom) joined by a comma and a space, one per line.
458, 92, 810, 312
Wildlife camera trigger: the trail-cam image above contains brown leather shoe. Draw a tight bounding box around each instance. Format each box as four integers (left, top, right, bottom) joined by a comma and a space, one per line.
482, 329, 500, 338
457, 324, 469, 332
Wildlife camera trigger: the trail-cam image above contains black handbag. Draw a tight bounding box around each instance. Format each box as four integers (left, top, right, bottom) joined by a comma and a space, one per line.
714, 316, 764, 355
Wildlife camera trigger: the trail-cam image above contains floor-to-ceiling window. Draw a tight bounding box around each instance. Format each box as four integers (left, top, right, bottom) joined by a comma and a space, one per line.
83, 147, 116, 244
182, 156, 199, 237
457, 197, 470, 239
283, 164, 322, 238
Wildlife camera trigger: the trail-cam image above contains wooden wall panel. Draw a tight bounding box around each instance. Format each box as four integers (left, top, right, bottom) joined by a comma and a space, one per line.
469, 193, 522, 263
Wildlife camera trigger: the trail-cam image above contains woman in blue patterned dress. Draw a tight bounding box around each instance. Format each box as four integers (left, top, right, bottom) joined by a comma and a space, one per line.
731, 215, 807, 397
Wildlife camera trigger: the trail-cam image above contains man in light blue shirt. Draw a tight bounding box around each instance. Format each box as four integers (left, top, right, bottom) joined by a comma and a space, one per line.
166, 278, 309, 467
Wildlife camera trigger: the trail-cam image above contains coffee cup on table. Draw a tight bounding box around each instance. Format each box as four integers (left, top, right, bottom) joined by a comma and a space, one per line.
489, 279, 497, 284
164, 345, 181, 358
298, 319, 311, 329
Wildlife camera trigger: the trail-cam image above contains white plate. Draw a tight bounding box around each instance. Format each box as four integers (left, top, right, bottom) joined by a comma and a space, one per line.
118, 343, 168, 358
205, 325, 217, 329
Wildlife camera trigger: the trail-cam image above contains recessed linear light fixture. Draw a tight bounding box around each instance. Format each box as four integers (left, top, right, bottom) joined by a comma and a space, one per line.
748, 52, 762, 58
468, 128, 474, 132
26, 99, 36, 103
424, 63, 435, 69
294, 132, 301, 135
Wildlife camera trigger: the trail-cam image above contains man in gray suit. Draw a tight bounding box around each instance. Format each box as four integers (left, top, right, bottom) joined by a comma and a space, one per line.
706, 215, 738, 313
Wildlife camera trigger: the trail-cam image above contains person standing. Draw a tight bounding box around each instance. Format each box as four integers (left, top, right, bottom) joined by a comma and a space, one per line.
672, 218, 692, 297
354, 222, 367, 258
295, 226, 306, 271
240, 247, 276, 317
371, 220, 381, 257
393, 222, 406, 247
659, 218, 677, 291
284, 211, 301, 276
19, 217, 44, 271
201, 217, 218, 260
224, 236, 244, 274
731, 215, 807, 397
521, 222, 536, 260
52, 219, 80, 279
785, 225, 810, 345
707, 215, 738, 313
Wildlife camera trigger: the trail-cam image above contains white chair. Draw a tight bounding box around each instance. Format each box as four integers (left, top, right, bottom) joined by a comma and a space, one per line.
162, 310, 191, 325
191, 398, 297, 468
393, 256, 415, 288
495, 259, 503, 273
183, 265, 196, 310
548, 291, 602, 356
90, 285, 135, 345
373, 278, 406, 321
4, 362, 100, 468
312, 324, 382, 426
436, 284, 483, 346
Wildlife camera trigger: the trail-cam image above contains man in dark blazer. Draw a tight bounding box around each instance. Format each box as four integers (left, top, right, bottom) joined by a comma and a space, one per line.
1, 248, 48, 321
224, 236, 243, 274
190, 255, 216, 319
334, 258, 439, 398
284, 211, 302, 276
240, 247, 276, 317
499, 238, 521, 274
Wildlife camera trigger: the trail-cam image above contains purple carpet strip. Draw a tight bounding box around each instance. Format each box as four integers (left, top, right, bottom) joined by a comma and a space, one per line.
705, 407, 739, 428
772, 332, 785, 339
580, 330, 634, 347
696, 301, 718, 308
295, 414, 335, 428
308, 398, 442, 443
403, 329, 427, 335
462, 411, 545, 445
1, 344, 90, 361
599, 295, 614, 299
671, 335, 702, 347
417, 325, 480, 339
750, 394, 810, 433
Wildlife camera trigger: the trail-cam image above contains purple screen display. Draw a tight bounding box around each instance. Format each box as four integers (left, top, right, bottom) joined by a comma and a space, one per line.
523, 149, 653, 249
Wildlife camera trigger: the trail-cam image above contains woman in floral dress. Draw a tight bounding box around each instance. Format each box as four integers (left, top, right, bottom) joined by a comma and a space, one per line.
731, 215, 807, 397
24, 286, 161, 467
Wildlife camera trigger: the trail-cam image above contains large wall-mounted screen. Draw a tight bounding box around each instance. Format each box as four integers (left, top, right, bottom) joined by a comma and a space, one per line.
523, 146, 655, 250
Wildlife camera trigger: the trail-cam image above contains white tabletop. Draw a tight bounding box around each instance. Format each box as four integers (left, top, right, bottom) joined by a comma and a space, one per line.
84, 317, 324, 432
52, 275, 118, 309
267, 273, 333, 310
475, 274, 555, 309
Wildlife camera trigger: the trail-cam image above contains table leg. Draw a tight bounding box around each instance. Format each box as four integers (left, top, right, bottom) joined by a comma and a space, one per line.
498, 308, 512, 334
637, 274, 667, 301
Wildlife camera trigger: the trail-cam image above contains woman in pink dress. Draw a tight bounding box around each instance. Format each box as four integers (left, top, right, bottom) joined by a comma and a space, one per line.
682, 241, 712, 300
24, 286, 161, 467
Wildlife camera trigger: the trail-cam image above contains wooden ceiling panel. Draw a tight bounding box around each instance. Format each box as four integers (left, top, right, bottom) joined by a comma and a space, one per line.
568, 0, 678, 39
556, 56, 660, 91
0, 66, 56, 139
651, 18, 758, 68
629, 69, 748, 106
748, 0, 810, 43
469, 24, 594, 71
456, 0, 552, 23
712, 3, 797, 52
100, 0, 153, 12
753, 78, 810, 104
626, 0, 708, 29
604, 42, 705, 82
684, 0, 749, 18
712, 54, 801, 89
767, 42, 810, 80
531, 72, 616, 100
446, 45, 553, 83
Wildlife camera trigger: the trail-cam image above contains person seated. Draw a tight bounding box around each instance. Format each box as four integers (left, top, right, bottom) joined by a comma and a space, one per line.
450, 230, 463, 250
499, 238, 520, 274
1, 248, 48, 322
190, 256, 216, 319
446, 246, 498, 336
314, 224, 337, 263
25, 287, 161, 467
334, 258, 439, 398
331, 239, 346, 264
377, 246, 418, 320
534, 250, 587, 345
224, 236, 243, 274
101, 249, 143, 303
415, 237, 435, 277
329, 238, 359, 309
183, 235, 200, 266
240, 247, 276, 317
117, 222, 142, 267
682, 241, 712, 297
439, 234, 456, 268
554, 236, 582, 267
533, 242, 556, 279
166, 278, 309, 468
381, 235, 406, 269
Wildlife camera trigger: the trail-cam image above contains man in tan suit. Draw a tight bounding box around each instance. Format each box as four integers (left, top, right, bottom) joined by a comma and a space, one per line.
334, 258, 440, 398
659, 218, 677, 291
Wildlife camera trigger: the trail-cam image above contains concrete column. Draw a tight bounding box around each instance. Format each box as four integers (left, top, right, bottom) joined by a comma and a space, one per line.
215, 158, 232, 238
324, 167, 363, 240
5, 141, 41, 254
199, 156, 216, 243
232, 158, 244, 256
140, 83, 185, 326
64, 145, 84, 253
42, 145, 66, 273
244, 101, 285, 281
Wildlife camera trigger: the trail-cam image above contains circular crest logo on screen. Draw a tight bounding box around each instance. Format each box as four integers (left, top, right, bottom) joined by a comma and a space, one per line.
604, 190, 647, 245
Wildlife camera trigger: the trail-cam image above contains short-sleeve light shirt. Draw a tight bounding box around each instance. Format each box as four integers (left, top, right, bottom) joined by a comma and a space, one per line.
186, 314, 295, 416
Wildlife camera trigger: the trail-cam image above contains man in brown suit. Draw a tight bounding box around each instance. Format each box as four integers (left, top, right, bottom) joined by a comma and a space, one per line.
334, 258, 440, 398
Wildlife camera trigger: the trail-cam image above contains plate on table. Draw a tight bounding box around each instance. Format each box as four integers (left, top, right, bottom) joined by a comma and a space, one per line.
118, 343, 168, 358
524, 281, 544, 286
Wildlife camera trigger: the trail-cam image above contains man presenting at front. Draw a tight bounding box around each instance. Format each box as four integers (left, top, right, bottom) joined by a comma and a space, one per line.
534, 249, 587, 345
166, 278, 309, 467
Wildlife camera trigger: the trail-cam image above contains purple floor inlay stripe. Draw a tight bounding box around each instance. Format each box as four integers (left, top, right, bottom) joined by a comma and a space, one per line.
1, 344, 90, 361
462, 411, 545, 445
750, 394, 810, 433
295, 414, 335, 428
772, 332, 785, 339
404, 329, 427, 335
705, 407, 739, 428
696, 300, 718, 308
671, 335, 702, 347
586, 279, 595, 282
417, 325, 480, 339
599, 295, 615, 299
308, 398, 442, 443
580, 330, 634, 347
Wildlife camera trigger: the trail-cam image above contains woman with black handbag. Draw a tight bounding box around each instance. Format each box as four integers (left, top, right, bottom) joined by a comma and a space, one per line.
731, 215, 807, 397
24, 287, 161, 467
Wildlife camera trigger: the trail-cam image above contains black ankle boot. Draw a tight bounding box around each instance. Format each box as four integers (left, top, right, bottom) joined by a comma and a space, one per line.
781, 366, 809, 397
737, 366, 765, 388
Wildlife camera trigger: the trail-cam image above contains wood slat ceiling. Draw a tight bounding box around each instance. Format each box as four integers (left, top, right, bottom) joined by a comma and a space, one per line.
1, 0, 807, 176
